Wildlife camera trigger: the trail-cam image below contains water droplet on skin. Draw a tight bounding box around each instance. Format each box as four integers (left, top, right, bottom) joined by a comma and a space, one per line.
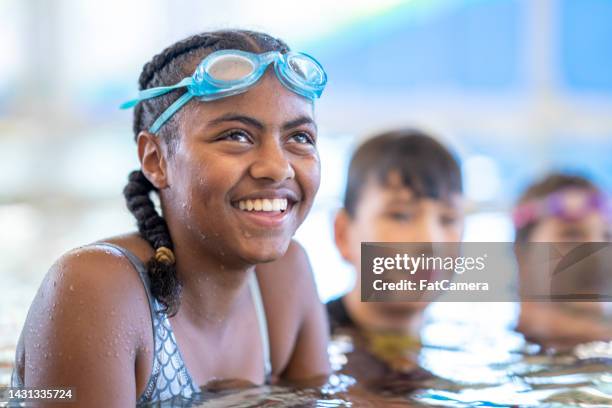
114, 352, 119, 357
69, 285, 74, 291
243, 230, 252, 238
106, 351, 111, 357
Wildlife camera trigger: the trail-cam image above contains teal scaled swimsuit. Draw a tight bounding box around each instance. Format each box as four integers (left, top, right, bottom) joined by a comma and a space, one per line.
12, 242, 272, 406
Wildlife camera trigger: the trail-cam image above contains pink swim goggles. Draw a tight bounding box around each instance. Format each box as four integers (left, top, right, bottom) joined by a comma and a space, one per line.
513, 188, 612, 229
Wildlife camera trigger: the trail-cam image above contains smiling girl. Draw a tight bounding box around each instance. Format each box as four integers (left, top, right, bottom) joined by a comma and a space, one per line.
12, 30, 330, 406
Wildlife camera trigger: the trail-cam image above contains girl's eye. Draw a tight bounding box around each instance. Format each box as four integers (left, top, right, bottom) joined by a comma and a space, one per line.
289, 132, 315, 145
219, 130, 251, 143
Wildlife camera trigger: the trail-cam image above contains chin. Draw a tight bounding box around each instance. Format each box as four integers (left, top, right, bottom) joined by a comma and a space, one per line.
239, 238, 291, 264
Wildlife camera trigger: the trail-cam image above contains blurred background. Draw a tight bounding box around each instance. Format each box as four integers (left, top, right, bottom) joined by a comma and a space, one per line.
1, 0, 612, 378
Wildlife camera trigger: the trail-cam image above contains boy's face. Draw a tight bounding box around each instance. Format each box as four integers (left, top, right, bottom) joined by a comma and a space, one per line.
335, 171, 464, 269
334, 172, 464, 314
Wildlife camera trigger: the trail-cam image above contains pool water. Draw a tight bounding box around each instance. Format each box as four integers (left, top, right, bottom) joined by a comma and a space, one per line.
2, 303, 611, 407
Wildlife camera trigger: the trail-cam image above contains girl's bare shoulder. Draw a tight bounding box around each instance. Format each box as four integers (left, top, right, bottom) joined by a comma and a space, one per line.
27, 232, 154, 337
18, 233, 154, 403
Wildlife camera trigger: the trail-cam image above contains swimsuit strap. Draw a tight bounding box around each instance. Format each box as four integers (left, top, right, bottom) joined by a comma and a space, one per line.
91, 242, 198, 404
248, 272, 272, 378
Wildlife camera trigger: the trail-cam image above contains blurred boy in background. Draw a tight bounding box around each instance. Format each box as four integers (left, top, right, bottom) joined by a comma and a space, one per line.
327, 129, 464, 382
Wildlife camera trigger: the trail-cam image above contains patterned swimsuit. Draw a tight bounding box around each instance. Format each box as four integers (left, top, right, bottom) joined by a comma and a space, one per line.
12, 242, 272, 406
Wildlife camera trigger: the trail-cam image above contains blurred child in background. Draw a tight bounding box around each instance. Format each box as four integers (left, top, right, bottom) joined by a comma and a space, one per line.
513, 172, 612, 348
327, 129, 464, 382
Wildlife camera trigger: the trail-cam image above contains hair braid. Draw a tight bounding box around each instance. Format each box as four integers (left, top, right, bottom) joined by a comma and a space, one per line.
123, 170, 181, 315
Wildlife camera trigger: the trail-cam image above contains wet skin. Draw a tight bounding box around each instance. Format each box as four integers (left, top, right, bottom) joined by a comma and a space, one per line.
14, 68, 330, 407
334, 172, 464, 333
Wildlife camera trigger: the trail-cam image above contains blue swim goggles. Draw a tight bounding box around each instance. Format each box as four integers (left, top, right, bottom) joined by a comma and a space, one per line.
121, 49, 327, 133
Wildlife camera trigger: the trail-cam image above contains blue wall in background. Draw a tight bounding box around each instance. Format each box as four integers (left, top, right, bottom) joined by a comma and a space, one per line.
560, 0, 612, 94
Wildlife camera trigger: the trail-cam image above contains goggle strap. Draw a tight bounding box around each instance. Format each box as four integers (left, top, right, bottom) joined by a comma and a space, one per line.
120, 77, 194, 110
149, 91, 194, 134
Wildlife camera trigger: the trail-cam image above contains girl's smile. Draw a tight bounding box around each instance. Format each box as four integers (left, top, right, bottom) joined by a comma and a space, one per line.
231, 189, 299, 228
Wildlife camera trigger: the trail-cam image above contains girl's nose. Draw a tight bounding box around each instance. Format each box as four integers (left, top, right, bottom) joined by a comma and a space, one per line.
249, 137, 295, 183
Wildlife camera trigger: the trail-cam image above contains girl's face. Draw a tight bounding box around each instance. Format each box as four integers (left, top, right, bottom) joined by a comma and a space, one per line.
161, 71, 320, 266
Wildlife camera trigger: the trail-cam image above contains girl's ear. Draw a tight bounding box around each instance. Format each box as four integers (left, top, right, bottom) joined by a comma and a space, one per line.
137, 131, 169, 189
334, 208, 354, 263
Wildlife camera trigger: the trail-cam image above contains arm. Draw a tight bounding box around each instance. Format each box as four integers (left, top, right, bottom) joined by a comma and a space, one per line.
22, 246, 149, 407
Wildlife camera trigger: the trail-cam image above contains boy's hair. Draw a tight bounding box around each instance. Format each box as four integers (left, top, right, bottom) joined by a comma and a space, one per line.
514, 172, 600, 243
343, 129, 462, 217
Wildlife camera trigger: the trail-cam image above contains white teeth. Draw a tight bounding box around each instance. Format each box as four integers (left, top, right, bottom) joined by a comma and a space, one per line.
236, 198, 289, 212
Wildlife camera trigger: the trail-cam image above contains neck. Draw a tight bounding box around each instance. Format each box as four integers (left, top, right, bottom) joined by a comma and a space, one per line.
343, 286, 423, 336
171, 235, 253, 329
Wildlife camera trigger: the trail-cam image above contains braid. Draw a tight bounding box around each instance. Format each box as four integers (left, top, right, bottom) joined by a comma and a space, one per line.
123, 170, 181, 315
125, 30, 290, 315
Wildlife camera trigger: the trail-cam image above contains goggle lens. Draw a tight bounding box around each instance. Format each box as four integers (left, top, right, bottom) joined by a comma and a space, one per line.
207, 54, 255, 82
288, 54, 325, 85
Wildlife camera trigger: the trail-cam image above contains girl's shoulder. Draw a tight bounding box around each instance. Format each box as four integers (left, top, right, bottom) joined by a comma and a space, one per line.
256, 239, 315, 307
18, 232, 154, 403
23, 232, 155, 346
48, 232, 152, 297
